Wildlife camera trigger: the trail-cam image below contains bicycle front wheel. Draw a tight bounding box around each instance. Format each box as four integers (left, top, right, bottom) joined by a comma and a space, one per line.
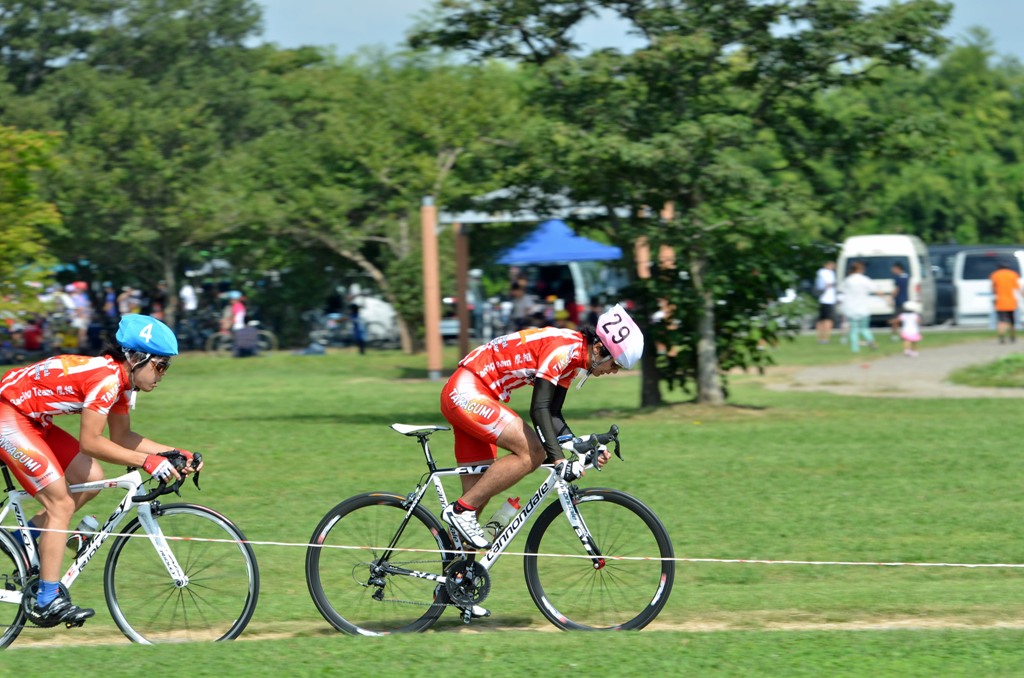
104, 504, 260, 643
306, 492, 454, 635
524, 487, 674, 630
0, 529, 28, 649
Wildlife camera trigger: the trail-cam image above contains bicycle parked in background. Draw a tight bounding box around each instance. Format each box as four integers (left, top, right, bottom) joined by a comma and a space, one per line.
0, 453, 260, 647
303, 309, 399, 350
306, 424, 674, 635
205, 321, 280, 356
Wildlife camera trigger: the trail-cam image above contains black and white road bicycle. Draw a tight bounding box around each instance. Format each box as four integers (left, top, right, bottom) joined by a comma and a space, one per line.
0, 453, 259, 647
306, 424, 674, 635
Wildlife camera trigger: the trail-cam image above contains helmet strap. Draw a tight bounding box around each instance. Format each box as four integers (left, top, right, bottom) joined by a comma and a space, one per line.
575, 350, 612, 391
124, 350, 153, 409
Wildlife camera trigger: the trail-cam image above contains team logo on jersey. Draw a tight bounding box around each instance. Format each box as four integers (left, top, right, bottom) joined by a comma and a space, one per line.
98, 379, 120, 405
551, 349, 571, 372
0, 438, 43, 473
516, 328, 543, 345
448, 390, 498, 423
59, 355, 91, 376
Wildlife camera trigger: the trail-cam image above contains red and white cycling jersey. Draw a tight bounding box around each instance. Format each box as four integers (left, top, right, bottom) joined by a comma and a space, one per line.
0, 355, 131, 428
458, 327, 588, 402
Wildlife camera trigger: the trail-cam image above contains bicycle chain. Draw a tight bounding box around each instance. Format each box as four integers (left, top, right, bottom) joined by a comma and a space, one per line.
364, 561, 483, 614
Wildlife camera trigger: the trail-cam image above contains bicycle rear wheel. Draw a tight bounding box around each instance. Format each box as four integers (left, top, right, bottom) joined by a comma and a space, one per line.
257, 330, 278, 352
0, 529, 28, 648
205, 333, 232, 355
104, 504, 260, 643
524, 487, 674, 630
306, 492, 454, 635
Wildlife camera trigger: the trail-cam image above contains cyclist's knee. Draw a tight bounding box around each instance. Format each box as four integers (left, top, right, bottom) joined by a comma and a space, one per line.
517, 440, 546, 470
36, 487, 75, 519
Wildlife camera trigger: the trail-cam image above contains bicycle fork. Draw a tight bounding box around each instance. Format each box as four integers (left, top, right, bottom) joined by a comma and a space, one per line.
556, 483, 605, 570
136, 503, 189, 588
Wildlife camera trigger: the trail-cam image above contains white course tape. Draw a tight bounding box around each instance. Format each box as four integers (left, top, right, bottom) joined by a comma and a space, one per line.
10, 526, 1024, 568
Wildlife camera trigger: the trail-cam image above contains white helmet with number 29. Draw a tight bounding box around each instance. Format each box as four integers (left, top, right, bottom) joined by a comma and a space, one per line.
596, 304, 643, 369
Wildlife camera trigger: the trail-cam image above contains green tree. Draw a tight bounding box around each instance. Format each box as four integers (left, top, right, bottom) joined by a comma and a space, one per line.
412, 0, 951, 405
0, 124, 61, 317
2, 1, 280, 326
215, 52, 532, 352
0, 0, 114, 95
817, 30, 1024, 245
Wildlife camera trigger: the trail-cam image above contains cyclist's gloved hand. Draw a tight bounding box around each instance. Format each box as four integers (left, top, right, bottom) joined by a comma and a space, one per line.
143, 454, 177, 482
177, 449, 202, 473
555, 459, 585, 483
592, 444, 611, 469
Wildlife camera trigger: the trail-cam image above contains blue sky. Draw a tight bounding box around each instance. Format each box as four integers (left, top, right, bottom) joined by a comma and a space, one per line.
255, 1, 1024, 61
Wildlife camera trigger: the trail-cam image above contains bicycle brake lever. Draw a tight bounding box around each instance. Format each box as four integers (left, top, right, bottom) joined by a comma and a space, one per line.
187, 452, 202, 491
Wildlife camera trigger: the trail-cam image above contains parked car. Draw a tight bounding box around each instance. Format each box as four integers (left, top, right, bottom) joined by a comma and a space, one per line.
951, 247, 1024, 326
837, 234, 936, 325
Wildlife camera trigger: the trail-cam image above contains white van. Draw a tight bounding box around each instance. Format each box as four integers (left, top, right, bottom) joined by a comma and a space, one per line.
952, 248, 1024, 326
837, 234, 937, 325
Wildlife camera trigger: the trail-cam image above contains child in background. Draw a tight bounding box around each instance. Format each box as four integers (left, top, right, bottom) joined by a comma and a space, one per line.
899, 301, 923, 357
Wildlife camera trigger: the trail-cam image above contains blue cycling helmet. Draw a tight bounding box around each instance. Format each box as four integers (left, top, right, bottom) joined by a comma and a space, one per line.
116, 314, 178, 356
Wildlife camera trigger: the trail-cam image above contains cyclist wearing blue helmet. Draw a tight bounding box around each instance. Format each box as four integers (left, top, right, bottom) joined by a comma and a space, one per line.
0, 314, 201, 627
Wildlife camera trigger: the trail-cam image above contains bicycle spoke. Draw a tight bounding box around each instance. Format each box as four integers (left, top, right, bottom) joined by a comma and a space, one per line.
104, 505, 258, 643
524, 489, 674, 630
306, 494, 453, 635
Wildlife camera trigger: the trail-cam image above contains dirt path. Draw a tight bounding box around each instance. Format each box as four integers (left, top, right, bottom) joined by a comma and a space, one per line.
765, 338, 1024, 398
10, 615, 1024, 648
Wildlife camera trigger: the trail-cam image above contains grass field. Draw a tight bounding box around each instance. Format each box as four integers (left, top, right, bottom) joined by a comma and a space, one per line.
4, 332, 1024, 675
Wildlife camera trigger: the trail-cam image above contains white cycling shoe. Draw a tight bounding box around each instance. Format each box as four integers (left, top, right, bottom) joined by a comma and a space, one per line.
441, 504, 492, 550
459, 603, 490, 619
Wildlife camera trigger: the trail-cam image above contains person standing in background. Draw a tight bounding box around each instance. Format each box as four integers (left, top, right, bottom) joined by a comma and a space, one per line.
841, 261, 878, 353
898, 301, 923, 357
814, 261, 837, 344
989, 262, 1021, 344
888, 262, 909, 341
179, 281, 198, 317
68, 283, 93, 352
117, 286, 134, 317
102, 282, 118, 328
221, 291, 246, 333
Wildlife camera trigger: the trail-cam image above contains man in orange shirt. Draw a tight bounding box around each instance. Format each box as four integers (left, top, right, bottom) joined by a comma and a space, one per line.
990, 263, 1022, 344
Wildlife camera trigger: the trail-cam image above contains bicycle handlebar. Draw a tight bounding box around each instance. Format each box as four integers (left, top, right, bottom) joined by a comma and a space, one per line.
131, 451, 203, 503
575, 425, 621, 469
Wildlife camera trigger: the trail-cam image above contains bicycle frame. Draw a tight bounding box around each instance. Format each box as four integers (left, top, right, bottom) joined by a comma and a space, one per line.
382, 427, 602, 586
0, 467, 189, 607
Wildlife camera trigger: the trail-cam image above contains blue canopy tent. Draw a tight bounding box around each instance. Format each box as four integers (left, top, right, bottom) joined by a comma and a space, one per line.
496, 219, 622, 265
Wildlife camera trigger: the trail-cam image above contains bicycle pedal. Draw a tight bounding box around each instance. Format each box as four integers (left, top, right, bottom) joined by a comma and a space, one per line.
65, 619, 86, 629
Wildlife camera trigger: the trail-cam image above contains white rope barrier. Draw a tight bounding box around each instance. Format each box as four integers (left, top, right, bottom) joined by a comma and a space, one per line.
9, 525, 1024, 568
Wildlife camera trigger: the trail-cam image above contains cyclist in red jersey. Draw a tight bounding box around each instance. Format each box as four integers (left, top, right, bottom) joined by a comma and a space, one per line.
0, 314, 201, 627
440, 303, 644, 566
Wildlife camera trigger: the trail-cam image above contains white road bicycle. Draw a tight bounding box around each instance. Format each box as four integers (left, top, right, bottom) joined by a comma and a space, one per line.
306, 424, 674, 635
0, 453, 260, 647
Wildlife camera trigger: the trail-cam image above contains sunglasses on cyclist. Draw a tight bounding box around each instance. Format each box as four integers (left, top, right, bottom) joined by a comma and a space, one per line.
150, 359, 171, 375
